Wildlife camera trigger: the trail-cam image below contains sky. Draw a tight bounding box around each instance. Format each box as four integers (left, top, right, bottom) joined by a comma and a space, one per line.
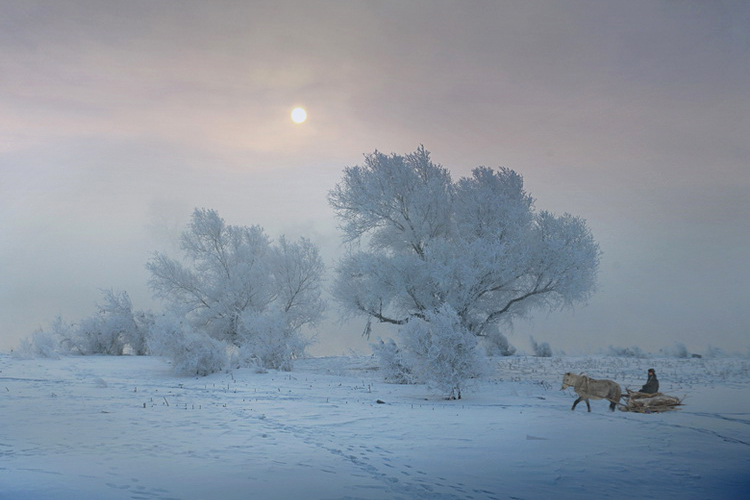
1, 0, 749, 355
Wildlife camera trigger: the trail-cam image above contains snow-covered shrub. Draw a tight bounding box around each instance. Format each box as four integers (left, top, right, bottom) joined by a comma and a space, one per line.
77, 290, 151, 355
96, 290, 151, 355
659, 342, 690, 358
66, 290, 151, 356
13, 318, 69, 359
705, 345, 725, 359
148, 313, 227, 376
398, 304, 488, 399
530, 336, 552, 357
17, 290, 152, 357
372, 338, 412, 384
75, 314, 125, 355
482, 325, 517, 356
236, 310, 310, 372
607, 345, 647, 358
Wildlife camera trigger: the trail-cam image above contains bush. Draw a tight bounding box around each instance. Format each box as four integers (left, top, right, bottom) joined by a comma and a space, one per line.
398, 304, 488, 399
607, 345, 647, 358
372, 338, 412, 384
705, 345, 725, 358
148, 313, 227, 376
659, 342, 690, 358
236, 310, 310, 372
16, 290, 152, 357
482, 326, 517, 356
96, 290, 151, 355
75, 314, 126, 355
530, 336, 552, 357
13, 320, 68, 359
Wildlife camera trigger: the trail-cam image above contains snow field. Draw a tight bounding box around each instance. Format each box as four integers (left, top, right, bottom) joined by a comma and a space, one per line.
1, 354, 749, 499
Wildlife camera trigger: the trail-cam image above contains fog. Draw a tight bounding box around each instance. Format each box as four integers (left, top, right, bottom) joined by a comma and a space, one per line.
2, 0, 749, 354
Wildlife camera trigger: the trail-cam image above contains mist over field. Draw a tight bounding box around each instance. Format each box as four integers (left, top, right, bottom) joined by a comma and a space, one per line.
2, 1, 749, 356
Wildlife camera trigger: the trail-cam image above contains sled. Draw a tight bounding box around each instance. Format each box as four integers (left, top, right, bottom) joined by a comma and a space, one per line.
620, 388, 684, 413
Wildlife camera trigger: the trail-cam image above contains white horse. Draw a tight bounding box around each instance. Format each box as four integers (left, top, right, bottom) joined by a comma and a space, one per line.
561, 372, 622, 412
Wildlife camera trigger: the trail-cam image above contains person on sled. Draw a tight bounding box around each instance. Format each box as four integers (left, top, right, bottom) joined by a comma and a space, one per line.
640, 368, 659, 394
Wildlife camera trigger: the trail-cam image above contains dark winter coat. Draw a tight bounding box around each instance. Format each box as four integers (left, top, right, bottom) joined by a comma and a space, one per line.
640, 374, 659, 394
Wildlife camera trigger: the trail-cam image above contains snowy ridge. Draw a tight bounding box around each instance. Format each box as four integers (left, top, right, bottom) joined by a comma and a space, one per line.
1, 354, 749, 499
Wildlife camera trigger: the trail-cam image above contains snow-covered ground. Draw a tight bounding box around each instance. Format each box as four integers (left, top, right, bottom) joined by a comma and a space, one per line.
1, 353, 749, 500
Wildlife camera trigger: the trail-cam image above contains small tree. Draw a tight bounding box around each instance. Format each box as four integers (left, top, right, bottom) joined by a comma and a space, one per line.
72, 290, 151, 355
97, 289, 151, 355
146, 208, 325, 371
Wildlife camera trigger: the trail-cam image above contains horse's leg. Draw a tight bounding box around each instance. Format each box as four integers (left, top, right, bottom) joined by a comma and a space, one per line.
572, 397, 582, 411
609, 400, 617, 412
585, 399, 591, 412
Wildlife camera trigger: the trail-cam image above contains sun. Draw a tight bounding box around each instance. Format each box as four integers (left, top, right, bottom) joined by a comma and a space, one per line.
291, 107, 307, 124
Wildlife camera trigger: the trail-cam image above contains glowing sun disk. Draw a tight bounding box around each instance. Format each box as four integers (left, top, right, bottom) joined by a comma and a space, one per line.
291, 107, 307, 124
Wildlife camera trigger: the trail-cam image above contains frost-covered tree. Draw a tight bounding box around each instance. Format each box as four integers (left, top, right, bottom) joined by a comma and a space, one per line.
74, 290, 152, 355
98, 289, 151, 355
146, 208, 325, 371
329, 147, 599, 338
329, 147, 599, 392
14, 315, 73, 359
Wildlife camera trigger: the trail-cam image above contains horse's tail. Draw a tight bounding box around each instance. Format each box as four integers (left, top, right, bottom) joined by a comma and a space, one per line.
610, 383, 623, 403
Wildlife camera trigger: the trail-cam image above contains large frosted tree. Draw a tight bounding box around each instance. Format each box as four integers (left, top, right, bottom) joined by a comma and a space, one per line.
147, 208, 325, 372
328, 147, 599, 388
